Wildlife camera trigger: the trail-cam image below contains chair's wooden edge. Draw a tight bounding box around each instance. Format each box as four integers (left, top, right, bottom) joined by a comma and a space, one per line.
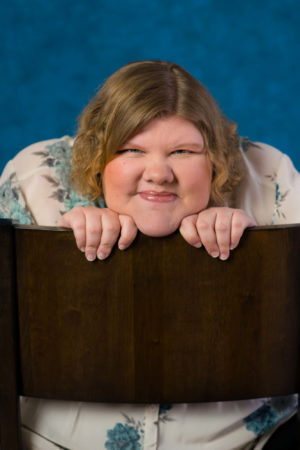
12, 221, 300, 233
13, 223, 66, 232
23, 390, 300, 405
0, 219, 22, 449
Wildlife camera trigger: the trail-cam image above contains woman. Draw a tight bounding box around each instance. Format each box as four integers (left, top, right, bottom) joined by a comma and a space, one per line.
0, 60, 298, 449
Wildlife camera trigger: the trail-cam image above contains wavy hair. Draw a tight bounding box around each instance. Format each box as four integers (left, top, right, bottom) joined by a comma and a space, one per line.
72, 60, 245, 206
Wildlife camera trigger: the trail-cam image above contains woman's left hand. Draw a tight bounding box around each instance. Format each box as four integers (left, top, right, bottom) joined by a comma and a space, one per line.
179, 207, 256, 260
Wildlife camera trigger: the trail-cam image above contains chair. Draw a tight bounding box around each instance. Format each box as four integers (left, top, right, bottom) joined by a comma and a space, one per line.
0, 218, 299, 449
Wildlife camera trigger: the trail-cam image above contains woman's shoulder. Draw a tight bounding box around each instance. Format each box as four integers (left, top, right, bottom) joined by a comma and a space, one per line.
240, 138, 299, 183
9, 136, 75, 178
239, 138, 286, 172
237, 138, 300, 225
0, 136, 96, 226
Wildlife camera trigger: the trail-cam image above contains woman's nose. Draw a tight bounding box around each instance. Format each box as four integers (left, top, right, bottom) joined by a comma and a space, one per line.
143, 159, 175, 184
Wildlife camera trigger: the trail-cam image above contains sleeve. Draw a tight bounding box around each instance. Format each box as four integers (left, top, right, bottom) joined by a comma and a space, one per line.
0, 158, 35, 225
237, 142, 300, 225
0, 137, 99, 227
271, 152, 300, 224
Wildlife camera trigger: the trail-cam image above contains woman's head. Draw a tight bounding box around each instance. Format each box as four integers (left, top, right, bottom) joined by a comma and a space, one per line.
72, 60, 244, 212
102, 114, 213, 236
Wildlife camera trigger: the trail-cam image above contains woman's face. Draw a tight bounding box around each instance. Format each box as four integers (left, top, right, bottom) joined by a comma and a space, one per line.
102, 115, 212, 236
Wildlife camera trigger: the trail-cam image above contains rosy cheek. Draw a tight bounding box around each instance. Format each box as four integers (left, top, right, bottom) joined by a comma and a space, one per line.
102, 160, 139, 200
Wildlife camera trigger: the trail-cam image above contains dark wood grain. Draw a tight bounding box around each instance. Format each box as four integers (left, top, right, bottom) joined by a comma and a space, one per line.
13, 224, 300, 403
0, 220, 21, 450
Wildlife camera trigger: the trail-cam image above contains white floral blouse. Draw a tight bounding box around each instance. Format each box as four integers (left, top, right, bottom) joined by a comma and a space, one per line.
0, 137, 299, 450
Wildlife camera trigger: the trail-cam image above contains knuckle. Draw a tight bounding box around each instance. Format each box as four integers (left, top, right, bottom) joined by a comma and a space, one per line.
85, 244, 97, 251
73, 221, 85, 232
123, 215, 134, 224
100, 241, 113, 249
215, 222, 228, 233
86, 226, 100, 236
232, 220, 244, 231
103, 209, 117, 218
196, 220, 210, 232
105, 224, 120, 234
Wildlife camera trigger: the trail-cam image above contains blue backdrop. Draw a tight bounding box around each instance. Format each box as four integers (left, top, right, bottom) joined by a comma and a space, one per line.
1, 0, 299, 171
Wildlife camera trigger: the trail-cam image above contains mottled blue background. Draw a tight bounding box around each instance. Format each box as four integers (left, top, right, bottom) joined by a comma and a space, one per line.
1, 0, 299, 171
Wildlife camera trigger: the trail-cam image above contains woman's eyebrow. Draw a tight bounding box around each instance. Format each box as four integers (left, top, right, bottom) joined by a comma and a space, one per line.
171, 142, 204, 150
119, 141, 142, 148
121, 142, 204, 149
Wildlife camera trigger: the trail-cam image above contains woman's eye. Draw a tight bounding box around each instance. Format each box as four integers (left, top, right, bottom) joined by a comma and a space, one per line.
172, 149, 195, 155
116, 148, 143, 154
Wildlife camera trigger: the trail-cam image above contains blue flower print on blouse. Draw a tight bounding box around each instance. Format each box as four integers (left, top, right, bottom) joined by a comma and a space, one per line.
239, 137, 262, 153
243, 404, 277, 436
239, 138, 289, 223
34, 139, 98, 214
159, 404, 173, 415
0, 173, 34, 224
265, 172, 289, 222
243, 396, 297, 436
105, 423, 142, 449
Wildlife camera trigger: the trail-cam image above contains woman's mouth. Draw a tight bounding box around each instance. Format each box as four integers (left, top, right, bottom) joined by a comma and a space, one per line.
138, 191, 177, 202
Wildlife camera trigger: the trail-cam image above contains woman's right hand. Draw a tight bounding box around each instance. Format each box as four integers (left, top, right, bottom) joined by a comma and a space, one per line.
58, 206, 138, 261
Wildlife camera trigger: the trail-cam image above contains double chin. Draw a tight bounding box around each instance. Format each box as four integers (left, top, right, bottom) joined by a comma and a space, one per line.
136, 217, 181, 237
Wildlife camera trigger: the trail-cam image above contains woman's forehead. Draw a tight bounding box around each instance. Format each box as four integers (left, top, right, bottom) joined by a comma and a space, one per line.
125, 115, 204, 147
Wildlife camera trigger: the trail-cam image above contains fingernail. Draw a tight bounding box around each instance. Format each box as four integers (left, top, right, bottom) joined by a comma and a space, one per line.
194, 242, 202, 248
220, 253, 229, 261
118, 243, 126, 250
211, 251, 219, 258
86, 253, 96, 262
80, 247, 85, 252
97, 251, 107, 260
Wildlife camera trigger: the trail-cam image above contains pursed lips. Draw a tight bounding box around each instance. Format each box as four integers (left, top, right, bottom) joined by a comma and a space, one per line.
138, 190, 178, 202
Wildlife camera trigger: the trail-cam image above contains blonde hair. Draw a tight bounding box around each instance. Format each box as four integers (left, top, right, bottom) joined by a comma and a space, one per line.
72, 60, 245, 206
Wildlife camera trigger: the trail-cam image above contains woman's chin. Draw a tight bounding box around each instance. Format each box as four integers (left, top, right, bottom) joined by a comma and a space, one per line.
137, 221, 179, 237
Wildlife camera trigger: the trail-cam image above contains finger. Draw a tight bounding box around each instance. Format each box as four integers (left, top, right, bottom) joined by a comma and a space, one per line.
230, 212, 256, 250
84, 213, 103, 261
118, 215, 138, 250
179, 215, 202, 248
196, 211, 220, 258
59, 208, 87, 253
97, 212, 121, 260
214, 210, 233, 260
